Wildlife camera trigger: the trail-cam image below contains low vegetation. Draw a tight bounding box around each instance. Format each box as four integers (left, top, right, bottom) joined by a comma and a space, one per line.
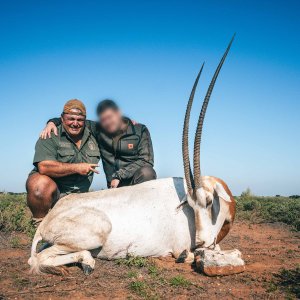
116, 255, 202, 298
116, 254, 149, 268
277, 267, 300, 298
236, 189, 300, 231
0, 193, 34, 237
169, 275, 192, 287
10, 235, 21, 248
129, 281, 149, 298
268, 267, 300, 299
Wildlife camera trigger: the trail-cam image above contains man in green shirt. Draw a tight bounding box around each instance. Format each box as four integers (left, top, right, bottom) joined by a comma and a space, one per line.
26, 99, 100, 225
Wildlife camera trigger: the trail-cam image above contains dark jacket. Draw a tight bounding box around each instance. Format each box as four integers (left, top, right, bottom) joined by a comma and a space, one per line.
49, 118, 154, 186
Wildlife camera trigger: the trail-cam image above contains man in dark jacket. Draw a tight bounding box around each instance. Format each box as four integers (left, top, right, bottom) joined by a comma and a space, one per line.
43, 100, 156, 188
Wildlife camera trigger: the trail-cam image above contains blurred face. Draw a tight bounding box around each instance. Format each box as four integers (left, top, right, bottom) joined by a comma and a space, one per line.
99, 108, 123, 134
61, 109, 86, 137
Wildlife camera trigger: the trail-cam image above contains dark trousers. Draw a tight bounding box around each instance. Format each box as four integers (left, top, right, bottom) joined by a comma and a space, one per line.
118, 166, 157, 187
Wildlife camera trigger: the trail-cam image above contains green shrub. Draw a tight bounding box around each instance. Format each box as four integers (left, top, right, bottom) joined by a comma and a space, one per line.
127, 270, 138, 278
242, 199, 260, 211
129, 281, 148, 297
169, 275, 191, 288
240, 188, 253, 199
148, 265, 159, 276
0, 193, 35, 237
10, 236, 21, 248
274, 267, 300, 298
116, 254, 148, 268
236, 195, 300, 231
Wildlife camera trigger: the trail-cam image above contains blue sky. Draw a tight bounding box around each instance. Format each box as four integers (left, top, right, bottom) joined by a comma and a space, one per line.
0, 0, 299, 195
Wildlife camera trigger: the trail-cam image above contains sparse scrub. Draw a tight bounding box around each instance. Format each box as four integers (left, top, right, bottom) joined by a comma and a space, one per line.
240, 188, 253, 199
129, 281, 148, 297
116, 254, 149, 268
10, 235, 21, 248
0, 193, 35, 237
274, 267, 300, 298
127, 270, 138, 278
169, 275, 192, 288
148, 265, 159, 276
236, 191, 300, 231
118, 255, 196, 296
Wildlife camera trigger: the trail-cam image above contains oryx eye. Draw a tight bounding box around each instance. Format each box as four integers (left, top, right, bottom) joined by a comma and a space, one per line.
206, 198, 212, 208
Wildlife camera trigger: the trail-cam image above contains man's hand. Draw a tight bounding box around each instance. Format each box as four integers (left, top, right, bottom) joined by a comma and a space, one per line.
76, 163, 99, 175
40, 122, 58, 139
110, 179, 120, 188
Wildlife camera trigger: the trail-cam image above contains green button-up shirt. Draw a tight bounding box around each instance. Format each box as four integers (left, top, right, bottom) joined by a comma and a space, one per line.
32, 124, 100, 194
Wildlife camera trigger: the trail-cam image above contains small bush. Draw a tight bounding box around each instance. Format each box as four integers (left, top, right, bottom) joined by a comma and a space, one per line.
116, 254, 148, 268
274, 267, 300, 298
236, 195, 300, 231
0, 194, 35, 237
289, 195, 300, 199
10, 236, 21, 248
169, 275, 192, 288
242, 199, 260, 211
240, 188, 253, 198
129, 281, 148, 297
127, 271, 138, 278
148, 265, 159, 276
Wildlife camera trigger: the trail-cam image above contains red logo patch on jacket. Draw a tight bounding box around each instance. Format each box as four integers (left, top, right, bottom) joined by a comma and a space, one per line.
128, 143, 134, 149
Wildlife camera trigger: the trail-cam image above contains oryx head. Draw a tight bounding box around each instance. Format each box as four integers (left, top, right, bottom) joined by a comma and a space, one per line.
182, 35, 235, 248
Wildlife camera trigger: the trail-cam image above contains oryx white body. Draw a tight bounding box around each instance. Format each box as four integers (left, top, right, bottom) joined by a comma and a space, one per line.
46, 178, 194, 259
29, 176, 234, 274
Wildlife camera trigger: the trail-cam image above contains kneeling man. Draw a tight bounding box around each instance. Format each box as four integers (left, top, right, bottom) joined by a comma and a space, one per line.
26, 99, 100, 225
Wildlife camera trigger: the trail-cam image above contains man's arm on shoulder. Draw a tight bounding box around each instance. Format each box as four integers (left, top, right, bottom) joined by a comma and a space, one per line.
40, 118, 99, 139
112, 126, 154, 181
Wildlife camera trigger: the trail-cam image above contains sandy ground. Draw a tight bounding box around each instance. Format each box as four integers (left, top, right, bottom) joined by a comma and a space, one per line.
0, 222, 299, 299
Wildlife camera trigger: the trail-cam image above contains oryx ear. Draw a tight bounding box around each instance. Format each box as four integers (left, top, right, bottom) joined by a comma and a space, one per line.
215, 182, 231, 202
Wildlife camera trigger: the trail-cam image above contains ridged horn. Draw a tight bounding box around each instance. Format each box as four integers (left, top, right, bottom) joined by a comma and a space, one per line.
193, 35, 235, 189
182, 63, 204, 196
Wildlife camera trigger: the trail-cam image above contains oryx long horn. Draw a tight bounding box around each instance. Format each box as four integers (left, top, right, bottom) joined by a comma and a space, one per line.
193, 35, 235, 189
182, 63, 204, 196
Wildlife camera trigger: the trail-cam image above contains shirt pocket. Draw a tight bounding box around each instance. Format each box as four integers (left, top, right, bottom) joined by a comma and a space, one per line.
85, 149, 101, 164
57, 149, 76, 163
120, 136, 140, 156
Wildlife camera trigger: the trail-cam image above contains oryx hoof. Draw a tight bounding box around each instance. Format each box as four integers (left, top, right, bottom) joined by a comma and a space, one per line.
175, 250, 188, 263
82, 263, 94, 275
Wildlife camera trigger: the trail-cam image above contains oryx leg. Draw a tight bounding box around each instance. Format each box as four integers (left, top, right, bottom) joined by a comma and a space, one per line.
175, 249, 195, 264
37, 244, 95, 275
36, 208, 112, 275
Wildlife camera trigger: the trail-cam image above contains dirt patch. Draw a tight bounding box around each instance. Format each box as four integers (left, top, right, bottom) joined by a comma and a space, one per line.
0, 222, 299, 299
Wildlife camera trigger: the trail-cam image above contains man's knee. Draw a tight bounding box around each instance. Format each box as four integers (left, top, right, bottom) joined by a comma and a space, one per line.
26, 174, 56, 198
26, 173, 58, 207
133, 166, 157, 184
